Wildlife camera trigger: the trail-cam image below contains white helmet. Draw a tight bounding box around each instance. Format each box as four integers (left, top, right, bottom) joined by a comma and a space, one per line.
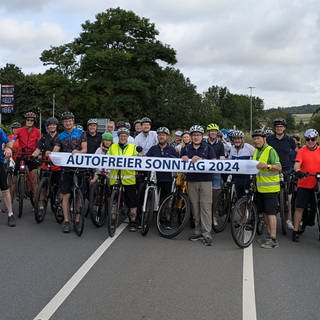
189, 125, 204, 134
304, 128, 318, 139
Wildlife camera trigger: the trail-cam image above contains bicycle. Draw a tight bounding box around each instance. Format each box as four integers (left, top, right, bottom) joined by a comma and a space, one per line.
88, 172, 110, 227
34, 160, 63, 224
279, 172, 289, 235
213, 175, 238, 233
68, 169, 85, 236
230, 176, 258, 248
140, 171, 161, 236
108, 171, 126, 237
16, 153, 38, 218
156, 173, 191, 239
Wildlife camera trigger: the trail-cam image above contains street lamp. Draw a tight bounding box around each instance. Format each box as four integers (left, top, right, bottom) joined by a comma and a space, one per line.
248, 86, 255, 135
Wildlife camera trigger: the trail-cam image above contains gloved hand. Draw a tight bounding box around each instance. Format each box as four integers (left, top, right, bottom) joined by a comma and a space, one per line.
295, 171, 305, 179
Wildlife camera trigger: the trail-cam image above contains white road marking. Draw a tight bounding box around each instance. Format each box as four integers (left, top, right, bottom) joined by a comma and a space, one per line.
33, 223, 127, 320
242, 244, 257, 320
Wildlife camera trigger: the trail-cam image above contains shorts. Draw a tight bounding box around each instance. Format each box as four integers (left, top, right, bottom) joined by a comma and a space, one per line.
60, 170, 85, 194
212, 173, 222, 189
0, 163, 8, 191
295, 188, 315, 209
123, 185, 137, 209
255, 192, 279, 215
14, 157, 39, 175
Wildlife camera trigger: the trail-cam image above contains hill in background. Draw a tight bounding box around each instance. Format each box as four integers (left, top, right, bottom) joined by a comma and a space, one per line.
282, 104, 320, 114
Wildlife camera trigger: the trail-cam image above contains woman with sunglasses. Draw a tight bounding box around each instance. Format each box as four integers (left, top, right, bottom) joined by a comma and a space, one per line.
292, 129, 320, 242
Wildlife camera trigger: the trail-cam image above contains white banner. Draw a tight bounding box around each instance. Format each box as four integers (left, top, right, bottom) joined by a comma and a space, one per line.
49, 152, 259, 175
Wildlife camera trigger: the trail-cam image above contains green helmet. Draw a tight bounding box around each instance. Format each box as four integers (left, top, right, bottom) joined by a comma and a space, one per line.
102, 132, 113, 141
206, 123, 219, 131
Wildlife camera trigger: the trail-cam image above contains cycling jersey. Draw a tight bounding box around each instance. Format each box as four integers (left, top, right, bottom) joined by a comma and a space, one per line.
55, 127, 86, 153
0, 128, 9, 164
14, 126, 40, 156
37, 133, 61, 171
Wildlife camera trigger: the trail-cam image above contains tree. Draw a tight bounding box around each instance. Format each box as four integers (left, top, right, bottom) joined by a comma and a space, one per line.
40, 7, 177, 121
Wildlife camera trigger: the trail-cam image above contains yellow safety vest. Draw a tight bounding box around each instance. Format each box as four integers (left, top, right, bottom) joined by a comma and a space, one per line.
108, 143, 138, 186
253, 145, 280, 193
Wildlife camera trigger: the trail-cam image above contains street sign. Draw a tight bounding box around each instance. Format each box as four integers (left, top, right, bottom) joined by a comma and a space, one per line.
0, 84, 15, 115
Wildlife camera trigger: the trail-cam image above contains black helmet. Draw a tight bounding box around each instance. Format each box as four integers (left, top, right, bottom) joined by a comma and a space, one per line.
252, 129, 266, 138
61, 111, 74, 120
46, 117, 59, 126
11, 122, 21, 129
273, 118, 287, 127
116, 121, 126, 129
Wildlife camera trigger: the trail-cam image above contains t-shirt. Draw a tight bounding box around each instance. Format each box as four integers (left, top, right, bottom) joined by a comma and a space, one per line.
146, 144, 177, 182
180, 142, 216, 182
86, 132, 102, 154
13, 126, 41, 156
55, 128, 87, 153
267, 134, 296, 171
0, 128, 9, 164
295, 145, 320, 189
134, 131, 158, 155
206, 139, 225, 159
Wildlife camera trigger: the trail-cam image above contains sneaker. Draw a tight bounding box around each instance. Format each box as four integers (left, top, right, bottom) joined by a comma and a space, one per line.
129, 222, 138, 232
292, 231, 300, 242
286, 220, 294, 230
202, 237, 213, 246
62, 221, 71, 233
8, 215, 16, 227
188, 234, 204, 241
260, 237, 279, 249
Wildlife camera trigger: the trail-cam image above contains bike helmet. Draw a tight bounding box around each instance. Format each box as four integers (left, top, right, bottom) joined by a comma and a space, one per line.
252, 129, 266, 138
117, 127, 130, 136
304, 128, 318, 139
102, 131, 113, 141
157, 127, 170, 135
292, 133, 300, 142
134, 119, 142, 126
61, 111, 74, 120
75, 124, 83, 130
230, 130, 244, 139
265, 127, 274, 136
10, 122, 21, 128
125, 122, 131, 130
24, 111, 36, 119
182, 130, 190, 137
141, 117, 152, 124
175, 130, 183, 137
217, 130, 223, 137
46, 117, 59, 126
87, 118, 98, 125
273, 118, 287, 127
189, 125, 204, 134
206, 123, 220, 131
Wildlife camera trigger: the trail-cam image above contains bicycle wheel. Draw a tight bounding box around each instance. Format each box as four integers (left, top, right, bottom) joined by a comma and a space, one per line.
279, 188, 287, 235
71, 187, 85, 236
34, 177, 49, 223
17, 174, 26, 218
89, 183, 107, 227
156, 191, 191, 239
50, 185, 63, 224
230, 196, 257, 248
141, 188, 155, 236
212, 189, 229, 233
108, 187, 120, 237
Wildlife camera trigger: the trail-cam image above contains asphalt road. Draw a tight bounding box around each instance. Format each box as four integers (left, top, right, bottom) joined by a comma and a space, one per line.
1, 200, 320, 320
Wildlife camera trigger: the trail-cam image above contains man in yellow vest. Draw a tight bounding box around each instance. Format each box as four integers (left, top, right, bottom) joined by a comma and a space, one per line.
107, 127, 139, 231
252, 129, 282, 248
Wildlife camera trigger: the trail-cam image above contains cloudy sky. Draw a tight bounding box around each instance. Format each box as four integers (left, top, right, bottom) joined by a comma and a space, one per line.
0, 0, 319, 109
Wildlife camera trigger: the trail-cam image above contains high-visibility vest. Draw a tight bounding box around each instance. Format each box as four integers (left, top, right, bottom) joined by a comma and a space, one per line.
108, 143, 137, 185
253, 145, 280, 193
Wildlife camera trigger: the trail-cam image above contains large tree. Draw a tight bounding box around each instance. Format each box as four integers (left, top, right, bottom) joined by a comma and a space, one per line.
40, 7, 176, 121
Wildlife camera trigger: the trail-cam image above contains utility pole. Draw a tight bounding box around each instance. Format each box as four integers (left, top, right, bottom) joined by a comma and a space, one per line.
248, 86, 255, 135
52, 91, 56, 117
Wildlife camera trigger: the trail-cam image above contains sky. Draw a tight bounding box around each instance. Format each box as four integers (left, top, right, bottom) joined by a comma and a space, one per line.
0, 0, 319, 109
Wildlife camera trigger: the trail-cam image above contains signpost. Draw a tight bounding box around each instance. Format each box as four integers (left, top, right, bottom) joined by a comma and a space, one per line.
0, 84, 15, 125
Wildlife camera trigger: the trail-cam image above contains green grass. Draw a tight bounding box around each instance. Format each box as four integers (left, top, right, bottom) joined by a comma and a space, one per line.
292, 113, 312, 125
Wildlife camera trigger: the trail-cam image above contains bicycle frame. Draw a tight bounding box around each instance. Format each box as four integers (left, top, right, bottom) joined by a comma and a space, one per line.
141, 171, 161, 213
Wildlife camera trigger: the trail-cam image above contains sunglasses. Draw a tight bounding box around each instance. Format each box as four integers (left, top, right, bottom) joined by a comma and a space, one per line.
306, 138, 316, 142
26, 118, 35, 122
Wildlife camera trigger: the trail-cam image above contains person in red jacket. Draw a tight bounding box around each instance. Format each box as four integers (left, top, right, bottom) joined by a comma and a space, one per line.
11, 112, 41, 203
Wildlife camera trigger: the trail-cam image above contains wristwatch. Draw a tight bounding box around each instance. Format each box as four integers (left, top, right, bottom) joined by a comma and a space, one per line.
267, 164, 271, 170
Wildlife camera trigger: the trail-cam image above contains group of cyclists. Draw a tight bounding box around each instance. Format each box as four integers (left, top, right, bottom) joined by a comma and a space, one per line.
1, 110, 320, 248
